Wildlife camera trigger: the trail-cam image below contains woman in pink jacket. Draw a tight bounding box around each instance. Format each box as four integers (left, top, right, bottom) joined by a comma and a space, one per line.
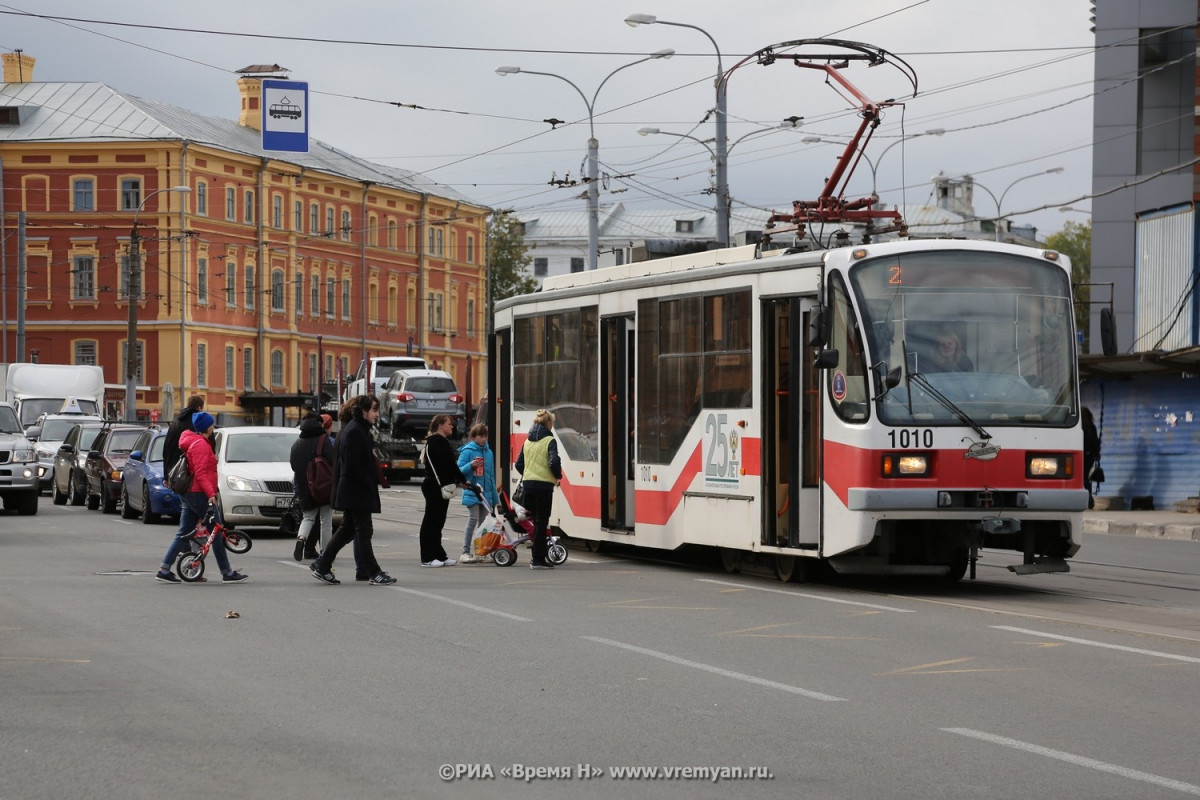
155, 412, 247, 583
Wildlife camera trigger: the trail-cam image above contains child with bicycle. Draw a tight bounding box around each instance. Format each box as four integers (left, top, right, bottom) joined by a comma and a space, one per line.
155, 412, 248, 584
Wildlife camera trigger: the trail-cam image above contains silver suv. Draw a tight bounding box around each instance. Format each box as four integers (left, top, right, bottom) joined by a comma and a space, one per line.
379, 369, 465, 438
27, 411, 104, 491
0, 402, 40, 515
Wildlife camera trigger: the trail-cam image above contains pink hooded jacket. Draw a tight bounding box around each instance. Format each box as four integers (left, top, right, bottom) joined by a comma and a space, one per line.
179, 429, 218, 497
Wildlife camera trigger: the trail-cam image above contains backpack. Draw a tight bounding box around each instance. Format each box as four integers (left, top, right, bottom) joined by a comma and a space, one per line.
306, 435, 334, 505
166, 452, 193, 494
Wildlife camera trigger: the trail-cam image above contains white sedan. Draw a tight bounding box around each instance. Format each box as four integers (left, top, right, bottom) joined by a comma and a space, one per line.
213, 426, 302, 529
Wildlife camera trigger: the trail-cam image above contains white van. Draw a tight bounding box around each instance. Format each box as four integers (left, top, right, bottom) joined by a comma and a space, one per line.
344, 355, 428, 402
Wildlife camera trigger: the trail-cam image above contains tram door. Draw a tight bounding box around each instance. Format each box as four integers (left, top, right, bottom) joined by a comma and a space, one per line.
601, 316, 635, 530
489, 328, 512, 486
762, 298, 821, 548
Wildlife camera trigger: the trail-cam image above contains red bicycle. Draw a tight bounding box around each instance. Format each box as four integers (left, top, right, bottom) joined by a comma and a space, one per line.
176, 505, 252, 582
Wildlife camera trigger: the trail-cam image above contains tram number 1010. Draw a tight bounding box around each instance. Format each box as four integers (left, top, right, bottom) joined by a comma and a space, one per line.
887, 428, 934, 449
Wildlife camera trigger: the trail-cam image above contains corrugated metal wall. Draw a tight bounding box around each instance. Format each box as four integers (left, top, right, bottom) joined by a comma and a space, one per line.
1134, 204, 1196, 351
1081, 376, 1200, 508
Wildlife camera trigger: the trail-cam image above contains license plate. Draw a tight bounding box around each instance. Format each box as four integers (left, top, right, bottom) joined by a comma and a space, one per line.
419, 399, 439, 408
275, 496, 291, 508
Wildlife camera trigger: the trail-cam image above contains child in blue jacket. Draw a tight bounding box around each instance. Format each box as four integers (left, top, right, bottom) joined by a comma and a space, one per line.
457, 423, 499, 562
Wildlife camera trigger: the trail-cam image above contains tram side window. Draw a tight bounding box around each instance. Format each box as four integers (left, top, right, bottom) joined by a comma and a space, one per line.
828, 274, 869, 422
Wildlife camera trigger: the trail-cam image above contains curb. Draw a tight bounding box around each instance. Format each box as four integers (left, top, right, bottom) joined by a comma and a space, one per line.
1082, 517, 1200, 541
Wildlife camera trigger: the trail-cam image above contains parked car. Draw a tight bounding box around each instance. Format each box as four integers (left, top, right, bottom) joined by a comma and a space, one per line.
120, 426, 181, 524
379, 369, 465, 438
84, 424, 149, 513
27, 407, 103, 491
213, 426, 303, 529
0, 402, 40, 515
51, 420, 107, 506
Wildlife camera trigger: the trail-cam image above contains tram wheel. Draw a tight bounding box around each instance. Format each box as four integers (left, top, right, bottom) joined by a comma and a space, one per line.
944, 548, 969, 583
773, 555, 800, 583
585, 539, 605, 554
719, 548, 741, 574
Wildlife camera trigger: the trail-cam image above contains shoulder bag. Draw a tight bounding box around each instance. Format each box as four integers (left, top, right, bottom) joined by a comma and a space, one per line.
424, 446, 458, 500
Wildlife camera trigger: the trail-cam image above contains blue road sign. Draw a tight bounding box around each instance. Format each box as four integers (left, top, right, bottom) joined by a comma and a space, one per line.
261, 80, 309, 153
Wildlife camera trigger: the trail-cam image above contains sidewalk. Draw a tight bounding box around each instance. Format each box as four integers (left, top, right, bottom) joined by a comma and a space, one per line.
1083, 508, 1200, 541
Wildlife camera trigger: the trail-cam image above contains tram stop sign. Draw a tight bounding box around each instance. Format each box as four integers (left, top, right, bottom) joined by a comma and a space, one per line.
261, 80, 309, 153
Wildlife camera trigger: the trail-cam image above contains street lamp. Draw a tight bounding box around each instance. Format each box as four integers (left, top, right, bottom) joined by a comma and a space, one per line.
127, 185, 190, 422
625, 13, 729, 246
496, 50, 673, 271
866, 128, 944, 196
636, 118, 802, 227
971, 167, 1064, 242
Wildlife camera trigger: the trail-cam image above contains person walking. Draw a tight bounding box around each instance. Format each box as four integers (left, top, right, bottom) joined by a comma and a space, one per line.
163, 394, 205, 476
515, 409, 562, 570
1082, 406, 1101, 510
418, 414, 462, 567
456, 423, 498, 563
310, 395, 395, 586
290, 412, 335, 562
155, 411, 247, 584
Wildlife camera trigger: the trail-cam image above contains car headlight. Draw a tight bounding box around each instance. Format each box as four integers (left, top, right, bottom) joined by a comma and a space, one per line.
1027, 453, 1072, 479
881, 452, 931, 477
109, 469, 122, 481
12, 445, 35, 463
225, 474, 262, 492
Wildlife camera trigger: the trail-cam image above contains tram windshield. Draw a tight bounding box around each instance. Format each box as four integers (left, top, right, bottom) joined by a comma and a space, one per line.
849, 250, 1077, 426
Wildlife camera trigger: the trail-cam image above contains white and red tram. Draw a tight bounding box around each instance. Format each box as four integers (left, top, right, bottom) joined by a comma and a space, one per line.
487, 239, 1084, 581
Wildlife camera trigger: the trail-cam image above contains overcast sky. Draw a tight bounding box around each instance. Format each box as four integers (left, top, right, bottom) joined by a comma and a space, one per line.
1, 1, 1097, 239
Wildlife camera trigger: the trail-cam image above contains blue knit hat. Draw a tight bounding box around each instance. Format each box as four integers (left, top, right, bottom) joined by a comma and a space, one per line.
192, 411, 215, 433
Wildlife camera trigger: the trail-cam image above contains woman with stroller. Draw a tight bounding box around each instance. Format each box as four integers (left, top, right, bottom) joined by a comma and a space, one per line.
456, 423, 498, 563
515, 409, 562, 570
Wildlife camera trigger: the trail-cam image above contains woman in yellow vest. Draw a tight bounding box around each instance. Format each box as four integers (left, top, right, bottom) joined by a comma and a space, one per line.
515, 409, 562, 569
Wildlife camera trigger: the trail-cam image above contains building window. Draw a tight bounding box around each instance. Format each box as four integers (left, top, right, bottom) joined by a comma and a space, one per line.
533, 257, 548, 277
270, 350, 284, 387
294, 271, 303, 318
325, 207, 334, 236
311, 273, 320, 316
74, 341, 98, 366
197, 182, 207, 216
72, 256, 95, 300
226, 187, 236, 221
466, 235, 475, 264
225, 263, 237, 307
197, 343, 207, 388
342, 278, 351, 320
225, 346, 235, 389
570, 257, 584, 273
325, 354, 334, 382
310, 203, 319, 234
244, 190, 255, 224
120, 178, 141, 210
308, 354, 317, 391
341, 210, 351, 242
467, 298, 475, 336
368, 215, 378, 246
272, 194, 283, 228
119, 254, 142, 300
387, 219, 397, 250
428, 227, 444, 256
122, 341, 144, 383
294, 200, 302, 231
427, 291, 444, 332
326, 278, 336, 318
73, 179, 94, 211
242, 347, 253, 391
271, 269, 285, 312
244, 266, 255, 310
675, 219, 695, 233
406, 222, 416, 252
197, 258, 208, 303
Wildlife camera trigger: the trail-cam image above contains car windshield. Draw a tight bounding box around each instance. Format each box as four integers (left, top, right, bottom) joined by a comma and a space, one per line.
41, 419, 83, 440
108, 429, 143, 454
224, 432, 294, 463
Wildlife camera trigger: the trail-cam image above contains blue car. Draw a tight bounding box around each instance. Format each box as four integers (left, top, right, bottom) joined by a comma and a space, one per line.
120, 427, 181, 524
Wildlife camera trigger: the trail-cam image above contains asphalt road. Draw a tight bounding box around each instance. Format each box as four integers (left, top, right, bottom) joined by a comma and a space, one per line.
2, 487, 1199, 799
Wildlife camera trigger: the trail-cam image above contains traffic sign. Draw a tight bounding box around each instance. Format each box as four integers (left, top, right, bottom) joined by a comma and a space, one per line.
261, 79, 309, 153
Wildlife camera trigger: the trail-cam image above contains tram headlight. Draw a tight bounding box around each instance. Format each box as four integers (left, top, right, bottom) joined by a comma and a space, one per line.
881, 453, 930, 477
1027, 453, 1072, 479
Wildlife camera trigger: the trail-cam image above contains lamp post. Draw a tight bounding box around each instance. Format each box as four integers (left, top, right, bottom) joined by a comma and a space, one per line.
799, 129, 945, 198
127, 185, 190, 422
625, 13, 729, 246
637, 118, 802, 235
971, 167, 1064, 242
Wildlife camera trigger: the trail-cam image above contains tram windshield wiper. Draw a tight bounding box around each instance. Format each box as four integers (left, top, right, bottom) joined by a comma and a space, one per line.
900, 339, 991, 441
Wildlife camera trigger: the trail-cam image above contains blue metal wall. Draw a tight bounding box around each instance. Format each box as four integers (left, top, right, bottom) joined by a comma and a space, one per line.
1082, 376, 1200, 509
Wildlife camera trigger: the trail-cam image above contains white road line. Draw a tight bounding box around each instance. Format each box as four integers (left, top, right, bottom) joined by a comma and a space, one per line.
943, 728, 1200, 796
583, 636, 847, 701
696, 578, 915, 612
992, 625, 1200, 664
278, 561, 533, 621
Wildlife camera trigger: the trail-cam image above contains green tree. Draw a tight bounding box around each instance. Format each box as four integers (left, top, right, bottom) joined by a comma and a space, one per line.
1044, 220, 1091, 338
487, 211, 537, 301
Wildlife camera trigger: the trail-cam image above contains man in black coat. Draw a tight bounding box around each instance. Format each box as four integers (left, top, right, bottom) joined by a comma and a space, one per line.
163, 395, 205, 475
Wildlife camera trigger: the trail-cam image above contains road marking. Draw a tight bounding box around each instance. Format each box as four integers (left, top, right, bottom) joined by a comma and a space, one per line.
943, 728, 1200, 796
583, 636, 847, 702
992, 626, 1200, 664
0, 657, 91, 664
696, 578, 915, 612
878, 657, 1027, 676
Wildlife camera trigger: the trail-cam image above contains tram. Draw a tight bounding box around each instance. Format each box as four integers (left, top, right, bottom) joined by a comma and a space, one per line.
487, 238, 1085, 582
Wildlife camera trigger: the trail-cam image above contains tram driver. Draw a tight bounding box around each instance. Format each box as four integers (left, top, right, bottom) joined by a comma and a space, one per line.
923, 326, 973, 373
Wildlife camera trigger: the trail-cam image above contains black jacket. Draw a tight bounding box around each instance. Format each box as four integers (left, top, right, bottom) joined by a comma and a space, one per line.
290, 416, 333, 510
331, 416, 380, 513
163, 407, 197, 475
422, 432, 459, 490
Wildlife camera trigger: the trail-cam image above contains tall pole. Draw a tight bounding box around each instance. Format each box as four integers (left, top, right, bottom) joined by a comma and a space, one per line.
971, 167, 1064, 242
125, 223, 140, 421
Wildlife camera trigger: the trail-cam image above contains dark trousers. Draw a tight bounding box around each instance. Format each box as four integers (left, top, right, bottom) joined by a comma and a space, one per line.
419, 481, 450, 563
523, 489, 553, 564
315, 509, 379, 577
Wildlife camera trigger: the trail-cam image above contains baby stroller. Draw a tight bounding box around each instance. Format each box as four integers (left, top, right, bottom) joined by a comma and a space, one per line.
465, 484, 567, 567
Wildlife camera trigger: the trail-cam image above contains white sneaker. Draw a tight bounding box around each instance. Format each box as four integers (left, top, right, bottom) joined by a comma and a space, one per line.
422, 560, 445, 568
442, 558, 457, 566
459, 553, 478, 563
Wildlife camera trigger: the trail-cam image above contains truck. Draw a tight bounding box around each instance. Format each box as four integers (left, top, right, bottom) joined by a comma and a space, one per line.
0, 363, 106, 429
344, 355, 427, 404
371, 427, 424, 483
